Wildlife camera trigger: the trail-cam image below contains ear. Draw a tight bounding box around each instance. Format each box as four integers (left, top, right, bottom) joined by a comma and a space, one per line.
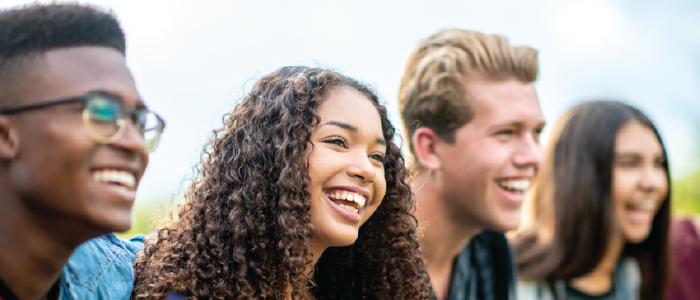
412, 127, 441, 171
0, 116, 19, 160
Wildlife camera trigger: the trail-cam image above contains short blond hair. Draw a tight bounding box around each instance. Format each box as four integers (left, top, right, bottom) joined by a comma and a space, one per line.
398, 29, 538, 156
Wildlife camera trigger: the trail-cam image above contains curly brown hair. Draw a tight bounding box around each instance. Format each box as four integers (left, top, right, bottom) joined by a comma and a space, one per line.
131, 66, 432, 300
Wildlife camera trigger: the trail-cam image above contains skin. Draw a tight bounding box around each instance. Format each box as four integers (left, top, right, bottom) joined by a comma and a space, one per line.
0, 47, 147, 300
570, 120, 667, 295
305, 86, 387, 265
412, 77, 544, 299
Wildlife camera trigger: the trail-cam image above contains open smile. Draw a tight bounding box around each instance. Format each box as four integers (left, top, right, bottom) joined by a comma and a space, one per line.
91, 168, 138, 201
323, 188, 369, 222
495, 178, 531, 204
624, 199, 657, 225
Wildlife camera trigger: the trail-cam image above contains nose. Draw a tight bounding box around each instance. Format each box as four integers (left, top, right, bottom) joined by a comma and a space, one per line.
512, 133, 543, 173
639, 164, 667, 193
112, 120, 147, 154
347, 152, 377, 184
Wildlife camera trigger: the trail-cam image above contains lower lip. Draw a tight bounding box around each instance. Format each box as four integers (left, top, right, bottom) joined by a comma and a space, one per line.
625, 209, 654, 225
495, 183, 526, 206
94, 181, 136, 203
325, 195, 362, 223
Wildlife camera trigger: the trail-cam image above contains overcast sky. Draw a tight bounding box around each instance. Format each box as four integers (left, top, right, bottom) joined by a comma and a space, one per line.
2, 0, 699, 201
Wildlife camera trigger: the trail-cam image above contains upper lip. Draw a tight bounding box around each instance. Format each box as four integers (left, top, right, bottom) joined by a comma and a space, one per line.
494, 176, 533, 181
325, 185, 371, 203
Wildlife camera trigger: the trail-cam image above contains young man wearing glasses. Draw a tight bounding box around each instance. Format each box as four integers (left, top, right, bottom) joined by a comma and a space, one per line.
0, 4, 164, 300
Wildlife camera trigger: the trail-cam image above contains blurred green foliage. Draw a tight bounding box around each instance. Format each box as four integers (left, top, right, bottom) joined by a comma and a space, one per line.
115, 198, 179, 239
673, 168, 700, 214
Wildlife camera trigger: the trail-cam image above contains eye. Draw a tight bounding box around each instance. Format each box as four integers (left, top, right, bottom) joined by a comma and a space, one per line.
533, 128, 543, 137
654, 158, 666, 168
496, 129, 515, 136
370, 152, 385, 162
617, 160, 638, 168
323, 137, 347, 148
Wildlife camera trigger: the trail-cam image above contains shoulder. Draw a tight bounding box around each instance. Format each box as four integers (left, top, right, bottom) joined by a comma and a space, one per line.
516, 280, 548, 300
59, 233, 144, 299
165, 291, 188, 300
616, 257, 641, 299
473, 231, 517, 299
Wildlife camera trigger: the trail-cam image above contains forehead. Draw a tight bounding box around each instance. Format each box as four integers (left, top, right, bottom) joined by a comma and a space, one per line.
317, 86, 382, 132
467, 78, 543, 125
14, 46, 141, 107
616, 121, 662, 153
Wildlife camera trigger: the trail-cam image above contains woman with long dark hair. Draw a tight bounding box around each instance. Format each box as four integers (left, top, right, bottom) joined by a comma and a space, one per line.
131, 66, 432, 299
513, 100, 670, 300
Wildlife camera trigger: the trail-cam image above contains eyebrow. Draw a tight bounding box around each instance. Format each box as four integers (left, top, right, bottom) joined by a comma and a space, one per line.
323, 120, 357, 132
615, 153, 641, 159
322, 120, 387, 146
616, 152, 666, 158
491, 120, 546, 129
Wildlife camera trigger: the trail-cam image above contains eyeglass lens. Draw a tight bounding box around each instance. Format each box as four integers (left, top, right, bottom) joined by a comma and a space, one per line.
84, 95, 163, 152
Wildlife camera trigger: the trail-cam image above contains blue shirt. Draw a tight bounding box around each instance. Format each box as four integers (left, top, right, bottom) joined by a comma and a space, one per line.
57, 234, 144, 300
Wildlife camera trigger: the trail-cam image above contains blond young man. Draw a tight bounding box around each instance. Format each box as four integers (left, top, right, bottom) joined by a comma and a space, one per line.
399, 29, 545, 300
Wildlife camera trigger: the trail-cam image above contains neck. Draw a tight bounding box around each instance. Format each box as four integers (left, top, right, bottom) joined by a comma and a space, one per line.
569, 236, 625, 295
0, 176, 105, 300
311, 243, 326, 268
413, 169, 481, 299
283, 243, 326, 300
0, 189, 79, 300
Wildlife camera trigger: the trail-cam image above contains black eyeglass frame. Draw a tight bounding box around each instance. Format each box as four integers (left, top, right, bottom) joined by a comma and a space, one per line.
0, 93, 165, 151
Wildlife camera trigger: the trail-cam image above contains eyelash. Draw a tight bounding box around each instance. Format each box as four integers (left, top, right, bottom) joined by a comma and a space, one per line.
370, 153, 385, 162
323, 137, 385, 162
496, 129, 514, 135
324, 137, 347, 148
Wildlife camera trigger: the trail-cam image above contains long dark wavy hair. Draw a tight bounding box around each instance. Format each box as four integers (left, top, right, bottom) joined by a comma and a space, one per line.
512, 100, 671, 300
131, 66, 432, 300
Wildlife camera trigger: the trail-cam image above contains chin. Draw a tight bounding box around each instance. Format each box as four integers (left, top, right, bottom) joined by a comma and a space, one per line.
487, 212, 522, 232
625, 230, 652, 244
322, 229, 360, 248
91, 211, 133, 234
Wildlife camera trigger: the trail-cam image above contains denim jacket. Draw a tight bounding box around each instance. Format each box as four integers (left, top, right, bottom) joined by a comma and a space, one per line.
57, 234, 144, 300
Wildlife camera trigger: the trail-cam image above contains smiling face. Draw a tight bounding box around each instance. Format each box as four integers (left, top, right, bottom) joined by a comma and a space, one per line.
436, 77, 544, 232
6, 47, 148, 237
305, 86, 387, 250
612, 121, 668, 243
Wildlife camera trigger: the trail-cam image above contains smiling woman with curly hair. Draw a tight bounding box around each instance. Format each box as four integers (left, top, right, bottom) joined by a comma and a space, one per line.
131, 66, 432, 300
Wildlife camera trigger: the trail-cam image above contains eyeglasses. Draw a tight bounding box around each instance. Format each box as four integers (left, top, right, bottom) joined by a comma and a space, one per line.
0, 93, 165, 153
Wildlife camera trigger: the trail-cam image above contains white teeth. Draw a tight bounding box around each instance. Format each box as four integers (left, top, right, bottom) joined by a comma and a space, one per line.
325, 190, 367, 208
497, 179, 531, 192
356, 196, 365, 206
339, 204, 359, 214
629, 200, 655, 211
92, 170, 135, 188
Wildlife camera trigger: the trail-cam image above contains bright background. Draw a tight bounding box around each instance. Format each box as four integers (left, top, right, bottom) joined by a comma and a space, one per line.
1, 0, 698, 236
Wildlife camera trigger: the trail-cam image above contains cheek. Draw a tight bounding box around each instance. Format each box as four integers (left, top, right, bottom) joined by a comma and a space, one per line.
612, 171, 636, 202
656, 170, 669, 200
460, 141, 509, 173
362, 173, 387, 222
373, 173, 387, 205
